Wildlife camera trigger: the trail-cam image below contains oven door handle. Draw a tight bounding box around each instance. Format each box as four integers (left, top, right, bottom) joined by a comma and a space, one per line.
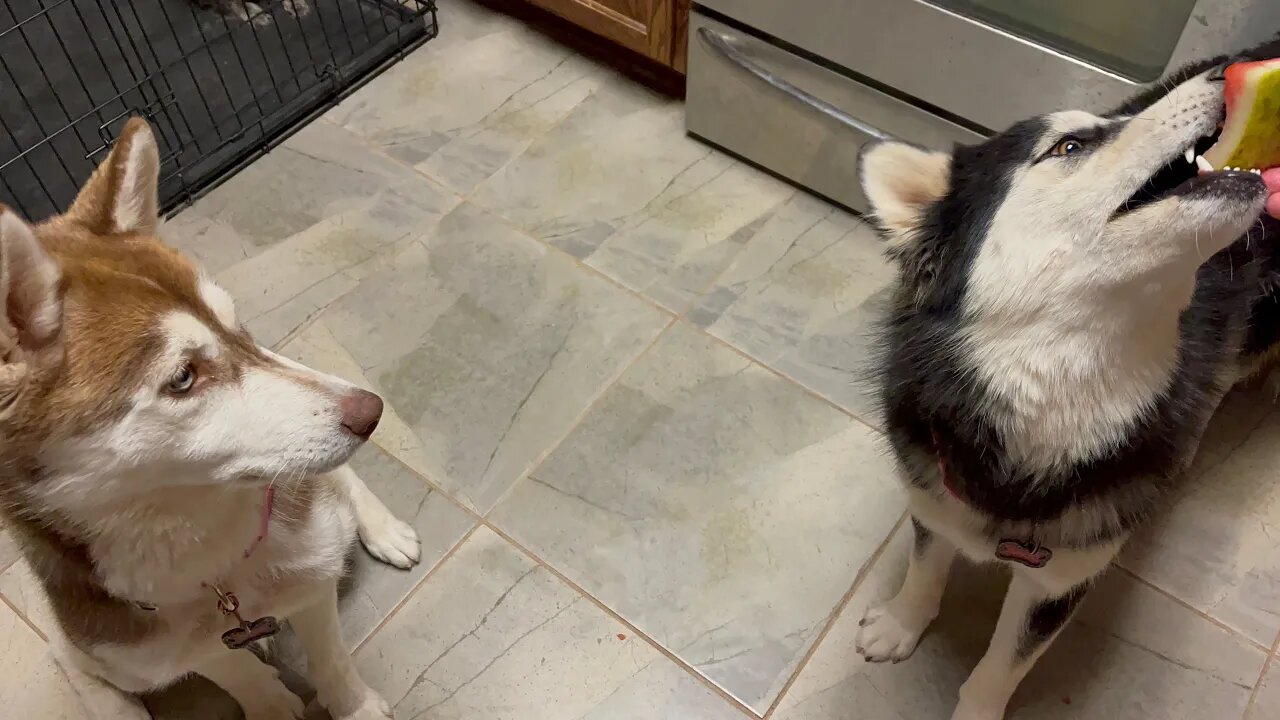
696, 26, 893, 142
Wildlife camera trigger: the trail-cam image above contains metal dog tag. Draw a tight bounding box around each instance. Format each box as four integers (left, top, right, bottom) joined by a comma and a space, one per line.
213, 587, 280, 650
996, 539, 1052, 569
221, 615, 281, 650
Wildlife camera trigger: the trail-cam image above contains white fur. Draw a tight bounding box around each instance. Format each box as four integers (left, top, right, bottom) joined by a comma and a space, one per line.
861, 142, 951, 241
38, 311, 364, 514
332, 463, 421, 569
112, 128, 160, 234
963, 76, 1254, 471
197, 651, 305, 720
198, 277, 238, 329
949, 575, 1069, 720
18, 121, 413, 717
32, 310, 413, 717
857, 70, 1267, 720
0, 209, 62, 345
862, 491, 1121, 720
856, 526, 954, 663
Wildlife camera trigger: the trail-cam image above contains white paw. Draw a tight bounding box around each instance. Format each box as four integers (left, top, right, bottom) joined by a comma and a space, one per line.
241, 683, 305, 720
359, 514, 420, 570
333, 692, 394, 720
855, 602, 931, 663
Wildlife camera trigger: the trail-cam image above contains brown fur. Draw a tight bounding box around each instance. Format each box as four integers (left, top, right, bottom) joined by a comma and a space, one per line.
0, 119, 282, 647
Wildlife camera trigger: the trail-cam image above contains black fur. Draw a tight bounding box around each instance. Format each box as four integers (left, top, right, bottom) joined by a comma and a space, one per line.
1017, 585, 1087, 660
911, 516, 933, 555
871, 119, 1047, 313
874, 34, 1280, 548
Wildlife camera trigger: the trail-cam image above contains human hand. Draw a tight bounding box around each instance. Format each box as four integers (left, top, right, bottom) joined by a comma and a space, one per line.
1265, 168, 1280, 218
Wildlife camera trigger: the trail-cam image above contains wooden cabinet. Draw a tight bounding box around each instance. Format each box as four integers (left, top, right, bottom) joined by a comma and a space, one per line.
521, 0, 689, 71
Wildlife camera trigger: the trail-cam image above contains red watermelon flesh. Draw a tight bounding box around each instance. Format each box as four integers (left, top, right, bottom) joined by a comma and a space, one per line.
1203, 58, 1280, 171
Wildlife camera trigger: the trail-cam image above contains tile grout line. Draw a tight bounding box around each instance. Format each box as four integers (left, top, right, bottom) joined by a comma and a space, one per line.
1115, 566, 1274, 653
1242, 632, 1280, 717
467, 192, 679, 317
446, 199, 886, 437
689, 320, 884, 436
0, 587, 47, 642
351, 522, 482, 657
464, 192, 887, 438
367, 443, 760, 716
369, 440, 483, 519
480, 315, 680, 516
356, 318, 686, 644
319, 114, 701, 348
320, 69, 1280, 709
316, 115, 463, 200
320, 115, 903, 713
319, 109, 684, 323
319, 106, 890, 438
762, 512, 908, 719
309, 87, 1266, 713
361, 316, 678, 519
481, 521, 763, 719
269, 306, 332, 354
283, 68, 1277, 717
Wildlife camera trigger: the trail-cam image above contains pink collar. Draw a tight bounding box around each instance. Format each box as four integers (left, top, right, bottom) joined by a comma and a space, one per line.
132, 485, 276, 613
242, 485, 275, 559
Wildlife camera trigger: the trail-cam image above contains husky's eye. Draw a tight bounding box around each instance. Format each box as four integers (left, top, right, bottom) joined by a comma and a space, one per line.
167, 364, 196, 394
1049, 137, 1085, 157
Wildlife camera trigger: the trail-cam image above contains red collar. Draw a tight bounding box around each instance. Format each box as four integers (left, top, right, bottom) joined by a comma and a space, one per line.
929, 426, 1054, 568
242, 485, 275, 559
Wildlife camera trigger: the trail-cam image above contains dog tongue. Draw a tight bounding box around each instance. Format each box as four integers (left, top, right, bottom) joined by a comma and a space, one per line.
1265, 168, 1280, 217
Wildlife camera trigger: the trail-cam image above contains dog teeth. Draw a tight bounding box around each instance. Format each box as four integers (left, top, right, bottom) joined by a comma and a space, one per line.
1184, 147, 1196, 164
1195, 155, 1214, 173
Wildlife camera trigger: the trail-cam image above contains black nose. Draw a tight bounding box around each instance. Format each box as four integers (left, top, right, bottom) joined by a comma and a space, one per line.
1206, 62, 1229, 82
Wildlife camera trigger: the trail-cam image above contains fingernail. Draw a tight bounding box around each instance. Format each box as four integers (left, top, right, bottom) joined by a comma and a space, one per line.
1262, 168, 1280, 194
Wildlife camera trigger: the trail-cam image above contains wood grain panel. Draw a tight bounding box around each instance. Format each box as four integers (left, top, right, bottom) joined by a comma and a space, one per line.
670, 0, 689, 72
524, 0, 672, 61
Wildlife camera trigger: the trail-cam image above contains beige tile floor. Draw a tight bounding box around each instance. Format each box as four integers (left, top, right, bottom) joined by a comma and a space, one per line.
3, 1, 1280, 718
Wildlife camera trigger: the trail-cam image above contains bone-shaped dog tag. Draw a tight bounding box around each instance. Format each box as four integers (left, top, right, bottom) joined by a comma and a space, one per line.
221, 615, 281, 650
212, 587, 280, 650
995, 539, 1053, 569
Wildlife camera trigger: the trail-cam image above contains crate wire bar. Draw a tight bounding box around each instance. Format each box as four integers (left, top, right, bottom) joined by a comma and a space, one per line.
0, 0, 437, 221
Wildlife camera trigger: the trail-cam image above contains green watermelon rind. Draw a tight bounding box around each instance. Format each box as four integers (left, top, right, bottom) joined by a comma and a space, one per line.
1205, 63, 1280, 170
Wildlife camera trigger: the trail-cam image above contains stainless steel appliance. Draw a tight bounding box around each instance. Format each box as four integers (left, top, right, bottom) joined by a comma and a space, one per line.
686, 0, 1280, 212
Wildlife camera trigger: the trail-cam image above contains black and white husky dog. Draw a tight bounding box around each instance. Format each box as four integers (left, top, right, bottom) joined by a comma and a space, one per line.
856, 37, 1280, 720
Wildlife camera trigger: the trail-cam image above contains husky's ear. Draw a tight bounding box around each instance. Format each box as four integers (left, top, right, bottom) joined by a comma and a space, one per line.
0, 207, 62, 353
66, 118, 160, 235
859, 141, 950, 239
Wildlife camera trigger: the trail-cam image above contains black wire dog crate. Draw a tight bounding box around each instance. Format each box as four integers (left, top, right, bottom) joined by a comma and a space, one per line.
0, 0, 437, 221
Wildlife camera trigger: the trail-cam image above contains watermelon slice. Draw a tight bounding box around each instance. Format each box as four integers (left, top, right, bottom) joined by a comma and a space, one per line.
1203, 58, 1280, 171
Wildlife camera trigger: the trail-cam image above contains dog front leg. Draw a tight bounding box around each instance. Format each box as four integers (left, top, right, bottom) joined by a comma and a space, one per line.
197, 649, 304, 720
291, 578, 392, 719
329, 463, 421, 569
951, 575, 1087, 720
857, 517, 956, 661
